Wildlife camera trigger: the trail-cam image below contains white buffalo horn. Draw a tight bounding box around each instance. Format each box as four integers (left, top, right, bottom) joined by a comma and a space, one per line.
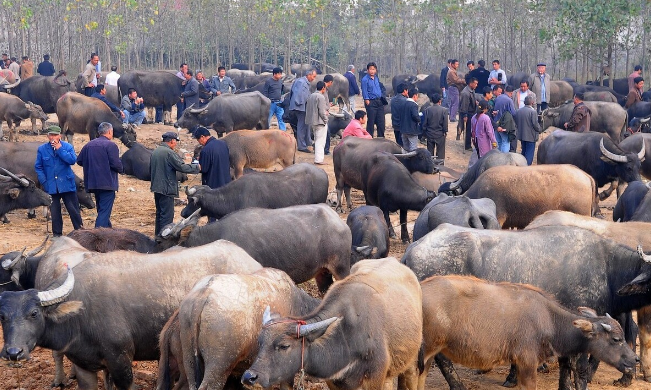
637, 245, 651, 263
262, 305, 272, 325
641, 117, 650, 123
599, 139, 627, 163
637, 139, 646, 162
1, 247, 26, 270
186, 186, 197, 196
355, 245, 370, 253
161, 208, 201, 238
26, 235, 49, 257
0, 167, 30, 187
298, 317, 338, 337
189, 104, 208, 114
601, 323, 612, 332
38, 266, 75, 306
393, 151, 418, 158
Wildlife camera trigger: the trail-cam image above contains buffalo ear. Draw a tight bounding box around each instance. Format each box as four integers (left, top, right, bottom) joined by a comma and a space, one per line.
617, 271, 651, 296
573, 319, 594, 336
577, 307, 598, 318
7, 188, 20, 199
46, 301, 84, 322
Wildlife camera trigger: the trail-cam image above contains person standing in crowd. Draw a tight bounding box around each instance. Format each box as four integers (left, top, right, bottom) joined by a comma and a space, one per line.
458, 77, 478, 150
530, 62, 550, 112
488, 60, 507, 90
92, 84, 125, 119
361, 62, 386, 138
150, 132, 200, 236
105, 65, 120, 86
440, 59, 451, 107
289, 68, 316, 153
34, 126, 83, 237
564, 92, 591, 133
121, 88, 146, 127
628, 65, 643, 92
471, 100, 498, 158
306, 80, 329, 165
345, 65, 360, 111
342, 110, 372, 139
400, 87, 421, 151
175, 63, 189, 119
468, 60, 490, 92
210, 66, 236, 96
626, 77, 644, 109
514, 96, 542, 165
90, 52, 102, 87
512, 80, 536, 109
464, 61, 475, 84
446, 59, 465, 123
422, 92, 448, 162
37, 54, 55, 76
76, 122, 124, 228
263, 67, 286, 131
181, 70, 199, 109
82, 54, 99, 96
390, 83, 408, 147
0, 53, 7, 69
493, 85, 517, 153
322, 74, 336, 155
8, 57, 20, 81
20, 56, 34, 80
195, 70, 212, 104
194, 126, 230, 223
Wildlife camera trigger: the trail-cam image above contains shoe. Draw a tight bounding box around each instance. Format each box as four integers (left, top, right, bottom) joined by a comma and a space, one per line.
53, 233, 62, 238
314, 161, 329, 165
456, 133, 461, 141
298, 149, 311, 153
450, 119, 457, 123
324, 152, 330, 156
465, 148, 473, 151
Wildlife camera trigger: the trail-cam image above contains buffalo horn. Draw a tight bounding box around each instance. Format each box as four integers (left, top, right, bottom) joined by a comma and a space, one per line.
393, 151, 418, 158
262, 305, 272, 325
599, 139, 627, 163
161, 208, 201, 238
637, 245, 651, 263
601, 323, 612, 332
606, 313, 612, 319
1, 247, 26, 270
355, 245, 370, 252
189, 104, 208, 114
331, 113, 344, 118
0, 167, 29, 187
637, 140, 646, 162
37, 266, 75, 306
641, 117, 650, 123
186, 186, 197, 196
298, 317, 338, 337
26, 235, 50, 257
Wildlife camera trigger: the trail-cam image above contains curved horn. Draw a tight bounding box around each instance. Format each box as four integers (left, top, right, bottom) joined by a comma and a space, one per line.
189, 104, 208, 114
331, 113, 345, 118
637, 245, 651, 263
262, 305, 272, 325
298, 317, 338, 337
601, 323, 612, 332
26, 235, 50, 257
1, 247, 26, 270
355, 245, 370, 252
161, 208, 201, 238
599, 139, 627, 163
0, 167, 30, 187
641, 117, 650, 123
186, 186, 197, 196
606, 313, 612, 319
393, 151, 418, 158
638, 139, 646, 162
37, 266, 75, 306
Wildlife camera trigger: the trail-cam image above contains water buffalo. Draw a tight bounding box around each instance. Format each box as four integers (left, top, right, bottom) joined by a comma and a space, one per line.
56, 92, 137, 145
311, 73, 349, 110
573, 83, 628, 106
67, 227, 158, 253
346, 205, 390, 263
117, 70, 184, 125
537, 130, 644, 201
221, 129, 296, 178
226, 69, 256, 78
549, 80, 575, 107
160, 269, 320, 390
415, 276, 637, 390
181, 163, 328, 219
628, 101, 651, 120
175, 92, 270, 136
541, 101, 628, 143
290, 63, 320, 76
232, 74, 270, 90
253, 62, 275, 74
463, 164, 596, 229
412, 194, 500, 241
242, 258, 422, 390
620, 133, 651, 180
438, 150, 527, 195
0, 238, 262, 390
157, 204, 352, 293
507, 72, 530, 88
327, 110, 352, 139
612, 181, 649, 222
0, 169, 51, 223
120, 142, 187, 182
11, 70, 74, 131
0, 93, 48, 140
584, 90, 619, 103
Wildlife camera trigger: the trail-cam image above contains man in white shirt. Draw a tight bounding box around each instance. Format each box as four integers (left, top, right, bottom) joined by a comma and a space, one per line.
512, 80, 537, 109
488, 60, 507, 90
105, 66, 120, 86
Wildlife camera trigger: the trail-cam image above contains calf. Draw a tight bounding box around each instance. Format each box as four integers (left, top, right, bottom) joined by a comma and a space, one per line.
0, 93, 48, 141
346, 206, 390, 264
0, 169, 51, 219
415, 276, 638, 390
222, 129, 296, 178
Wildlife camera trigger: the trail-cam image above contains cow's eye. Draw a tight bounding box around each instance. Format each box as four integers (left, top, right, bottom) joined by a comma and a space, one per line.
30, 309, 39, 319
279, 344, 290, 351
0, 313, 5, 322
613, 336, 622, 343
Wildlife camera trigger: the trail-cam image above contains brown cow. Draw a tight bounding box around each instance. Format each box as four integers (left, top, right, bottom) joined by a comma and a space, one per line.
464, 164, 597, 228
221, 129, 296, 178
0, 92, 48, 141
416, 275, 638, 390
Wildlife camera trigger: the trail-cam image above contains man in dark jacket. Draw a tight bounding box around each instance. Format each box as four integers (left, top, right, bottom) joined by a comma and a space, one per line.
459, 77, 479, 150
514, 96, 542, 165
400, 87, 421, 151
37, 54, 55, 76
468, 60, 490, 92
345, 65, 361, 111
422, 93, 448, 161
440, 59, 451, 107
150, 132, 200, 236
564, 92, 591, 133
181, 70, 200, 109
91, 84, 125, 119
194, 127, 230, 189
77, 122, 124, 227
390, 83, 408, 147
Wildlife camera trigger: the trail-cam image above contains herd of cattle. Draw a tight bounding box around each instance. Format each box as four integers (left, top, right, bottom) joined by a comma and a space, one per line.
2, 64, 651, 390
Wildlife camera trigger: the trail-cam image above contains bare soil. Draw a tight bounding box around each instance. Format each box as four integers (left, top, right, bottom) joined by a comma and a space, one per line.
0, 113, 646, 390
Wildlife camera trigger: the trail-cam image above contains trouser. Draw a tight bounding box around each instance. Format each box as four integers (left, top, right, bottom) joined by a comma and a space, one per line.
510, 137, 517, 152
93, 189, 116, 228
458, 113, 472, 149
401, 134, 419, 152
394, 127, 403, 147
365, 99, 385, 137
521, 141, 536, 165
155, 105, 164, 123
84, 87, 94, 97
123, 110, 146, 125
294, 110, 311, 150
448, 86, 460, 120
495, 131, 511, 153
51, 191, 83, 236
348, 96, 356, 112
427, 134, 446, 160
269, 102, 286, 131
537, 102, 549, 113
154, 193, 175, 236
313, 124, 327, 163
176, 100, 185, 120
325, 124, 332, 155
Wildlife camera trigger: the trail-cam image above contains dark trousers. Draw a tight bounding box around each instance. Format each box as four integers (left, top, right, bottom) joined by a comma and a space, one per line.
51, 191, 83, 236
427, 134, 446, 160
176, 100, 185, 120
93, 190, 116, 228
536, 102, 549, 113
448, 86, 460, 120
458, 114, 472, 150
521, 141, 536, 165
394, 127, 403, 147
365, 99, 385, 137
510, 137, 518, 152
84, 87, 94, 97
154, 193, 175, 236
324, 126, 331, 155
155, 105, 164, 123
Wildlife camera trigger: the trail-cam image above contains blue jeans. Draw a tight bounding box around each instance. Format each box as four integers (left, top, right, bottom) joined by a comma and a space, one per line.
155, 105, 164, 123
176, 100, 185, 120
93, 189, 116, 228
123, 110, 146, 125
521, 141, 536, 165
269, 102, 286, 130
495, 131, 511, 153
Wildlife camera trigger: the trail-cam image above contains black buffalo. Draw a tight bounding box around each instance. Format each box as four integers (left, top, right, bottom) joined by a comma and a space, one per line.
117, 70, 184, 125
613, 181, 649, 222
628, 101, 651, 120
620, 133, 651, 180
120, 142, 187, 182
11, 71, 73, 131
346, 205, 390, 264
0, 169, 51, 222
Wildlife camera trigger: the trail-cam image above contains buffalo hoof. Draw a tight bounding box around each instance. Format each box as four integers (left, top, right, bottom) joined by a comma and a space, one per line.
1, 215, 9, 224
501, 379, 517, 388
50, 379, 71, 388
389, 232, 397, 239
27, 211, 36, 219
401, 238, 411, 244
613, 373, 633, 387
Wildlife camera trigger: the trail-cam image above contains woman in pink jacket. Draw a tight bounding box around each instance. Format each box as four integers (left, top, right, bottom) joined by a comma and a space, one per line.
470, 100, 498, 157
342, 110, 372, 139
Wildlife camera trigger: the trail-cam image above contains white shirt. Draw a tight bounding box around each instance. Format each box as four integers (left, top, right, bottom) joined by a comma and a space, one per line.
518, 90, 530, 109
105, 71, 120, 86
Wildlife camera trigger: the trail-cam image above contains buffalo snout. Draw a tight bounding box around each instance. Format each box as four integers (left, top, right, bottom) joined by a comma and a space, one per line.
241, 370, 258, 385
4, 346, 24, 361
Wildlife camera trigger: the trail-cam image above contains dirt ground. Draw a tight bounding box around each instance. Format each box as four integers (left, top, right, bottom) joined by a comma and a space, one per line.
0, 110, 646, 390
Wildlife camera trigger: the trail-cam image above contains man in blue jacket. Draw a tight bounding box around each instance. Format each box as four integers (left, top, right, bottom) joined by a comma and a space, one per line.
344, 65, 361, 111
77, 122, 124, 228
91, 84, 125, 119
34, 126, 83, 236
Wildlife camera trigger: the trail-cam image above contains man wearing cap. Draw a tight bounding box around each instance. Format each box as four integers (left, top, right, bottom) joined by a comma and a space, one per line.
150, 131, 200, 236
564, 93, 591, 133
530, 63, 551, 112
77, 122, 124, 228
37, 54, 55, 76
514, 96, 542, 165
345, 65, 360, 111
34, 126, 83, 237
262, 68, 286, 131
